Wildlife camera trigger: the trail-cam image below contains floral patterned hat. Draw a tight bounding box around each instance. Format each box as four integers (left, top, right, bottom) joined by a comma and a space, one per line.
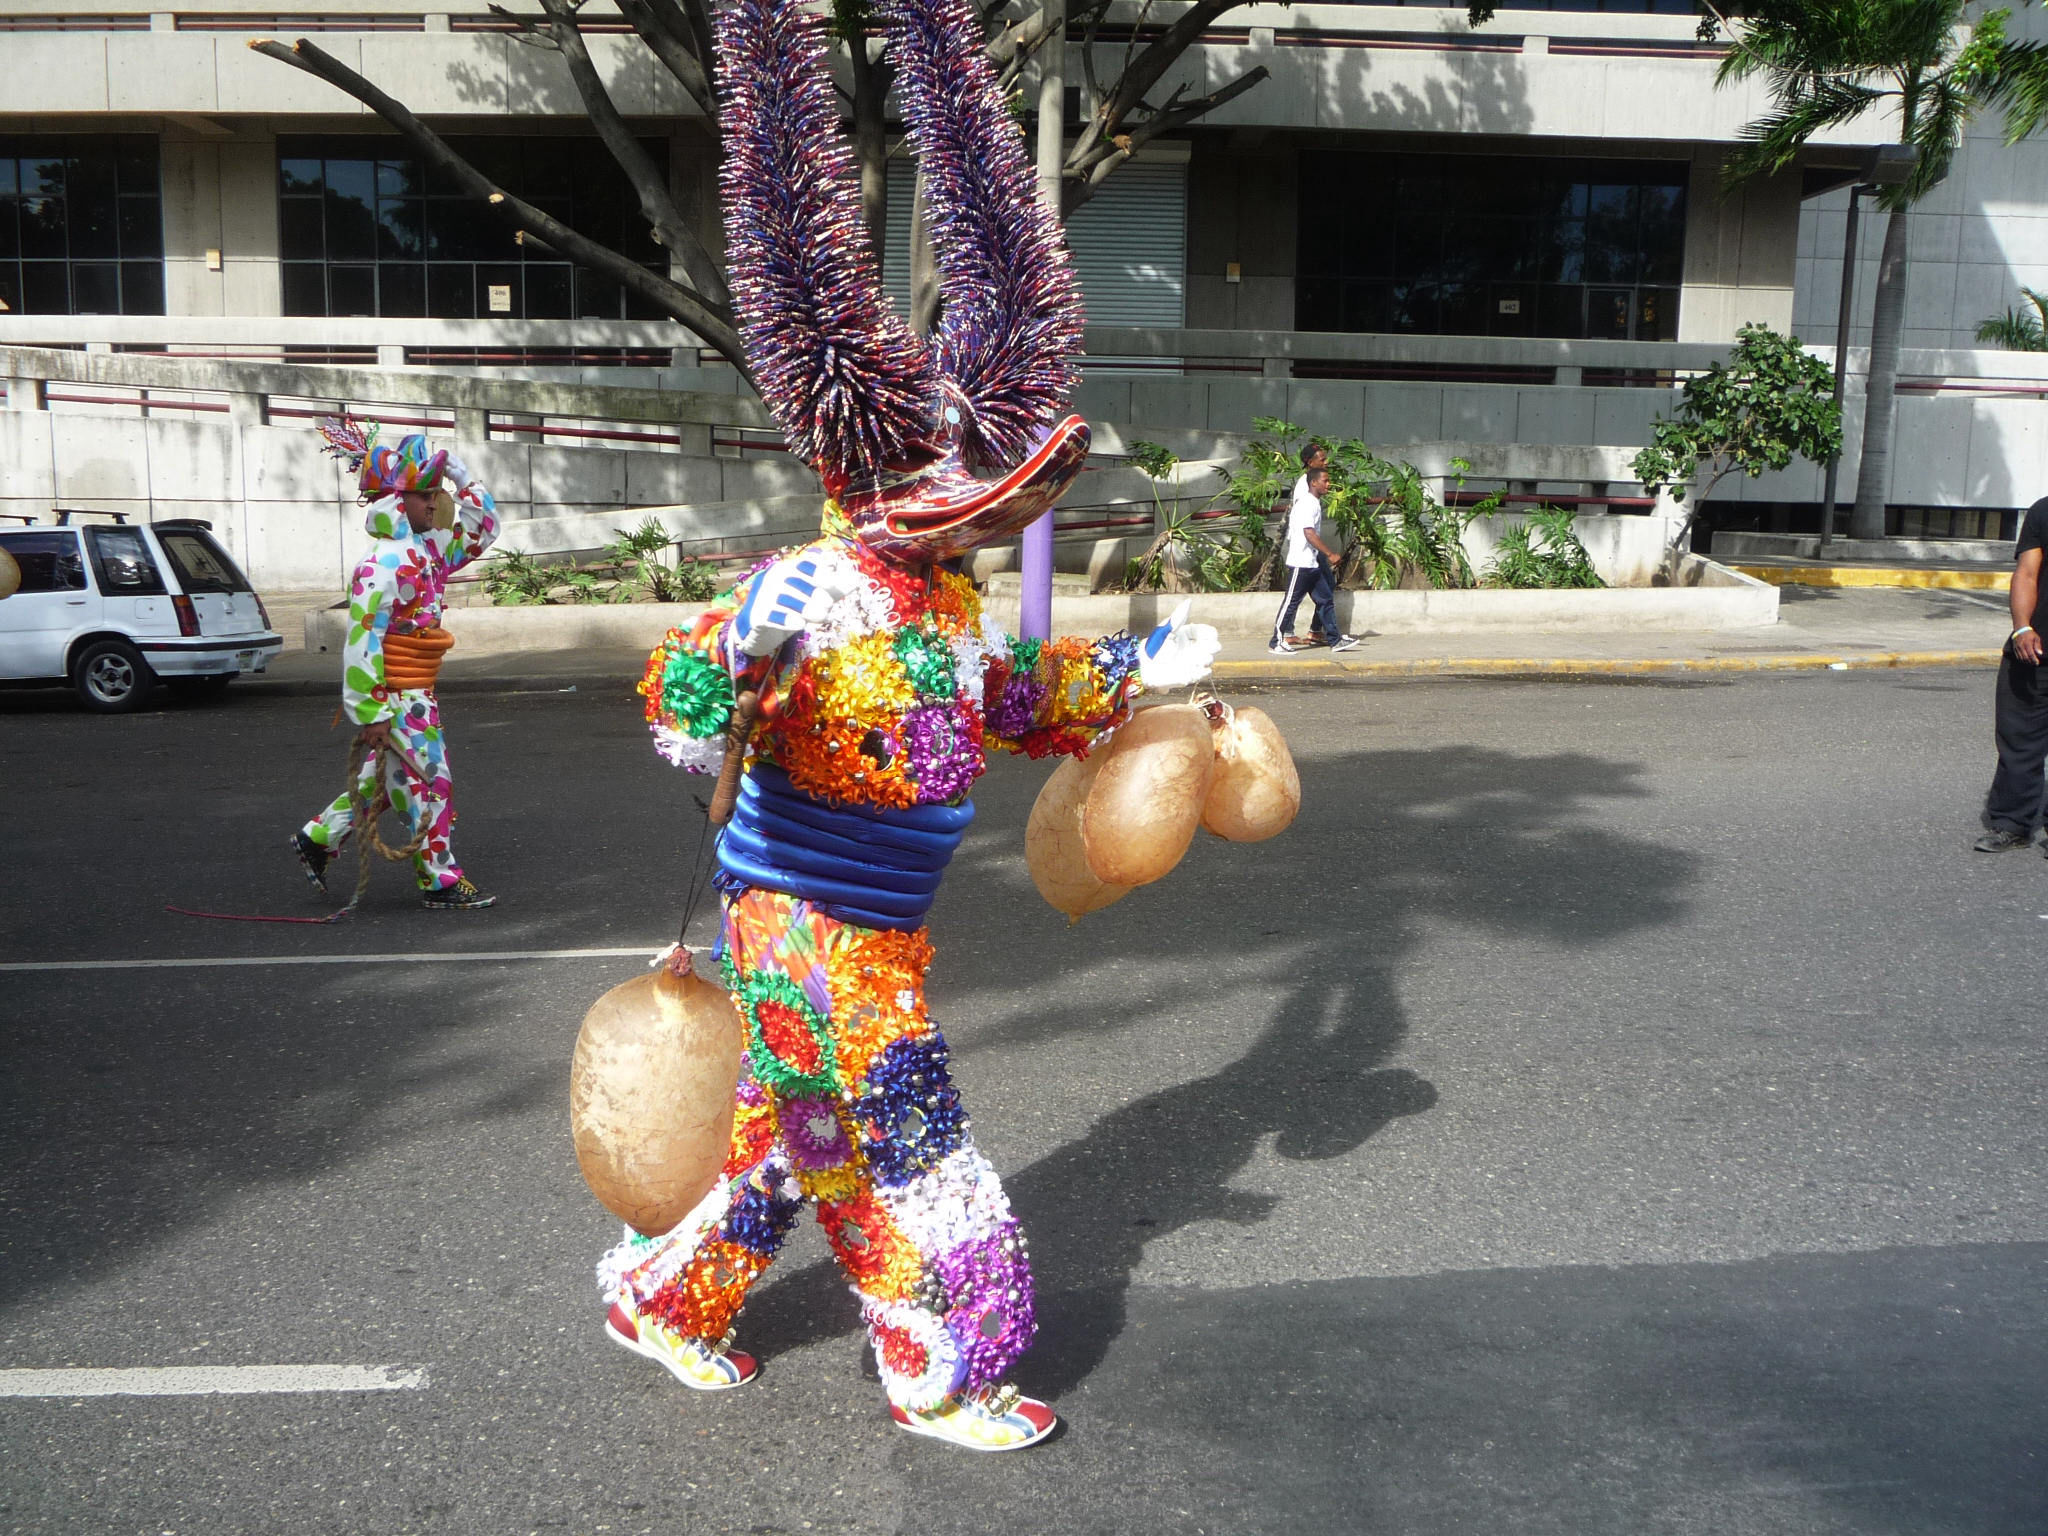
317, 414, 448, 497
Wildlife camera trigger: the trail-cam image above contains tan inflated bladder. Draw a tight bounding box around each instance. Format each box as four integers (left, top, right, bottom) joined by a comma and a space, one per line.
1201, 705, 1301, 843
1082, 703, 1215, 887
1026, 749, 1134, 922
570, 955, 745, 1236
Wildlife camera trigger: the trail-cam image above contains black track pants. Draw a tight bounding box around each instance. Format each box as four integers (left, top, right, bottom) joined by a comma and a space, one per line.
1985, 647, 2048, 833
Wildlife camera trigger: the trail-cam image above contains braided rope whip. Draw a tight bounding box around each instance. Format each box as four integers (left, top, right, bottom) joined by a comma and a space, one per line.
166, 733, 431, 924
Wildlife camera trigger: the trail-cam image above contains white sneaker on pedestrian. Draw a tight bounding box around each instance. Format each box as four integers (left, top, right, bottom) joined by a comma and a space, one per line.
1267, 639, 1292, 656
1328, 634, 1360, 653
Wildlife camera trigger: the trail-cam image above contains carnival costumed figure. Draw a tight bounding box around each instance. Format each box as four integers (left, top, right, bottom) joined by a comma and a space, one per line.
291, 419, 501, 910
593, 0, 1220, 1453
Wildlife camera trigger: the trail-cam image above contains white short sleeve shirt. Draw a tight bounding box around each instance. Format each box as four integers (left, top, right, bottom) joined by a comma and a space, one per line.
1285, 477, 1323, 569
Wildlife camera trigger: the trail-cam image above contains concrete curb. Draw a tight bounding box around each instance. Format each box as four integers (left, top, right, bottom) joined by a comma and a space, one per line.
1211, 649, 2003, 682
1730, 563, 2009, 592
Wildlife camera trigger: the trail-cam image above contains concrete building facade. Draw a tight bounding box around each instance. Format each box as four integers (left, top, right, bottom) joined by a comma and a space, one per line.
3, 0, 2046, 575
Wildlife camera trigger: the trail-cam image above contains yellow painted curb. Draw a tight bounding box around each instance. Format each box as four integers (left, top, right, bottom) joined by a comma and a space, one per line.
1730, 562, 2009, 592
1211, 649, 2002, 680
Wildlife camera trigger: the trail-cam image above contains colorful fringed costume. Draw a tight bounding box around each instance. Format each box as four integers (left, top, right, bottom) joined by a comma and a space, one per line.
596, 0, 1217, 1447
297, 420, 499, 897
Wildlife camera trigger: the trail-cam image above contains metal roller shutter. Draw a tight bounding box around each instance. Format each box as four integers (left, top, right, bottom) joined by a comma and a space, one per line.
881, 158, 1185, 328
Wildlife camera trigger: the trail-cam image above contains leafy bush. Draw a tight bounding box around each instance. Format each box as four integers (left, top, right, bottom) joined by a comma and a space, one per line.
1482, 507, 1605, 589
479, 516, 719, 605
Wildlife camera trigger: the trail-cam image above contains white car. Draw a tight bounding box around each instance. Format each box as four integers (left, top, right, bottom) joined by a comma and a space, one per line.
0, 517, 284, 712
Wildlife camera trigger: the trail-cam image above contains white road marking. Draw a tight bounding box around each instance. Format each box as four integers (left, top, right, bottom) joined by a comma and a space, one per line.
0, 1365, 429, 1398
0, 946, 662, 974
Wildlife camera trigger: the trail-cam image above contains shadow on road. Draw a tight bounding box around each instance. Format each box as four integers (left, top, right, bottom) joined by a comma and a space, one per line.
741, 744, 1696, 1394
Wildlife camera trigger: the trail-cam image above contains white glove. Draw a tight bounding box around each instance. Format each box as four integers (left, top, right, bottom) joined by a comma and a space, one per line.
730, 551, 857, 658
439, 452, 474, 493
1137, 599, 1221, 690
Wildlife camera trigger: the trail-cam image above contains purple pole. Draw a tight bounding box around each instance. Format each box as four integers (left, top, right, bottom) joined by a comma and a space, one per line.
1019, 0, 1063, 643
1020, 513, 1053, 640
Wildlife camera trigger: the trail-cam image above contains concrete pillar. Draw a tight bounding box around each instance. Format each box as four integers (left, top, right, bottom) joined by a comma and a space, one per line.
149, 12, 174, 28
227, 391, 267, 428
1262, 355, 1293, 380
377, 345, 406, 369
423, 12, 451, 29
1555, 365, 1583, 387
8, 375, 47, 411
455, 406, 489, 442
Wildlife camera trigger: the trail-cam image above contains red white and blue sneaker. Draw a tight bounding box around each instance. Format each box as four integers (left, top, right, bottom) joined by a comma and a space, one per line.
604, 1302, 758, 1391
889, 1383, 1057, 1452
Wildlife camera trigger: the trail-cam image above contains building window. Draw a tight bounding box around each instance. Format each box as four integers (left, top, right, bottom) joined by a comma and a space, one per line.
277, 135, 667, 320
1297, 151, 1686, 341
0, 135, 164, 316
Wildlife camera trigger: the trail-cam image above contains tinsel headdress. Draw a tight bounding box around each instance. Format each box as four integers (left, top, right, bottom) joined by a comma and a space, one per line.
714, 0, 1083, 486
317, 414, 447, 496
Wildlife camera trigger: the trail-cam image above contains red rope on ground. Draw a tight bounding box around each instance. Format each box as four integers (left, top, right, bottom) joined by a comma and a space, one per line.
165, 904, 353, 925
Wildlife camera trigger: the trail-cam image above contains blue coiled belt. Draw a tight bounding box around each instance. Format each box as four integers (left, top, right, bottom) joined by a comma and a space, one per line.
713, 762, 974, 931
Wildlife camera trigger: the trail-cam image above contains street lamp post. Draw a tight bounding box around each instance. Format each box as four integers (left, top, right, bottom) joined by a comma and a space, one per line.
1816, 144, 1916, 552
1817, 183, 1866, 552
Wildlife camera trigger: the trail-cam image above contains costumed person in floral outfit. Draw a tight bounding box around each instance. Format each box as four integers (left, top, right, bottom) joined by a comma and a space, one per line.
291, 420, 501, 911
594, 0, 1218, 1452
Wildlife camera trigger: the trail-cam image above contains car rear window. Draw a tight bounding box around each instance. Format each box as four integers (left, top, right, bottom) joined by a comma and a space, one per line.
87, 526, 168, 596
157, 529, 251, 594
0, 531, 87, 593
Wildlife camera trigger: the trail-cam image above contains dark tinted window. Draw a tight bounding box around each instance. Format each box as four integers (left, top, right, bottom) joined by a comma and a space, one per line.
0, 135, 164, 316
276, 135, 666, 319
86, 525, 167, 594
0, 531, 86, 592
157, 529, 250, 594
1297, 151, 1686, 340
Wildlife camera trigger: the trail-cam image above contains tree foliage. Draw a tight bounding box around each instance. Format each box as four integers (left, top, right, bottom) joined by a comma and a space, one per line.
1977, 284, 2048, 349
1632, 324, 1843, 506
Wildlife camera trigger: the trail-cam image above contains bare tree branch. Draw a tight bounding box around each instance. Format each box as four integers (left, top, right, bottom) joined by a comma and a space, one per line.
615, 0, 718, 126
246, 37, 748, 375
531, 0, 729, 306
1064, 64, 1268, 214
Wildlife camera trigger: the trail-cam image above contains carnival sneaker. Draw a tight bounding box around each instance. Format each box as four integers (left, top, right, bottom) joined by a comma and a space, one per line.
604, 1302, 758, 1391
890, 1383, 1057, 1452
1328, 634, 1361, 653
1972, 827, 2034, 852
420, 877, 497, 910
292, 831, 331, 895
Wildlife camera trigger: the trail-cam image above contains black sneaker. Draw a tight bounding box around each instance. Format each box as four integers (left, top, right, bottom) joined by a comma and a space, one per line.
292, 831, 332, 895
421, 877, 497, 911
1328, 634, 1361, 654
1972, 827, 2033, 852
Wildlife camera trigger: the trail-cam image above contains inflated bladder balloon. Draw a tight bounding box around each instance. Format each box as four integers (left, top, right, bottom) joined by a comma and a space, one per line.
0, 547, 18, 601
1202, 706, 1301, 843
571, 955, 745, 1236
1027, 749, 1133, 921
1083, 703, 1215, 887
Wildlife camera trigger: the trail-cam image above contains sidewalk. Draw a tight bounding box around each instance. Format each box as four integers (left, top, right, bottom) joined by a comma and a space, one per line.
1217, 583, 2011, 681
248, 583, 2011, 695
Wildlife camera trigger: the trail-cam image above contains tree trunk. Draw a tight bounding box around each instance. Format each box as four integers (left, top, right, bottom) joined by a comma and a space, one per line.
909, 167, 941, 336
848, 34, 890, 265
1849, 207, 1909, 541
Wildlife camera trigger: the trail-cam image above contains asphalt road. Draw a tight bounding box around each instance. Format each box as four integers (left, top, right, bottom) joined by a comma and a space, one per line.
1, 665, 2043, 1535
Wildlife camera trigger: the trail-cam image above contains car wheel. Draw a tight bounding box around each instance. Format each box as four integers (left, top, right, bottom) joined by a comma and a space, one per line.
72, 638, 155, 713
168, 672, 234, 701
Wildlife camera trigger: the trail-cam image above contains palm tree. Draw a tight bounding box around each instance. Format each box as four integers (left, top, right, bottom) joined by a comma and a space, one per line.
1714, 0, 2048, 539
1977, 284, 2048, 348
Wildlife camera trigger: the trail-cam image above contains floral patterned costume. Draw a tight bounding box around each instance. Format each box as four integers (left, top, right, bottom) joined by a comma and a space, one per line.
300, 476, 498, 891
599, 538, 1146, 1408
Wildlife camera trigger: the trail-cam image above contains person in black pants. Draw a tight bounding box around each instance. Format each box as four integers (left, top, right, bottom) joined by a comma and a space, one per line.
1976, 493, 2048, 851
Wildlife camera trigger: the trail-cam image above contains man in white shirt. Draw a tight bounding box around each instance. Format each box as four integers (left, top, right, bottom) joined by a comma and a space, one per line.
1270, 465, 1358, 655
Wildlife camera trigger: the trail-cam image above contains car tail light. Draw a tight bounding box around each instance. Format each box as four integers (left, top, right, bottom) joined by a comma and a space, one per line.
173, 594, 200, 636
255, 593, 272, 629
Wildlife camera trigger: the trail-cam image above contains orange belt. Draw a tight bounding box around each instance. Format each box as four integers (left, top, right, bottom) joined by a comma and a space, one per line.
381, 627, 456, 691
